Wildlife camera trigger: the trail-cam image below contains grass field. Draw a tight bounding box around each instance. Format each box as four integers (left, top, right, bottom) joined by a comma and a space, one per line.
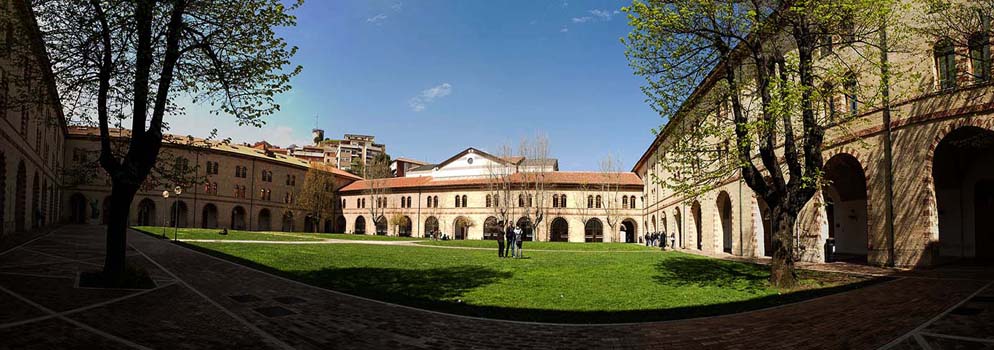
183, 240, 879, 323
132, 227, 422, 242
415, 239, 657, 251
132, 227, 324, 241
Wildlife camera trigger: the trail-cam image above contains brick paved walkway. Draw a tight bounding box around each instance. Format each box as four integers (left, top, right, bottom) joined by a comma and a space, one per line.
1, 225, 991, 349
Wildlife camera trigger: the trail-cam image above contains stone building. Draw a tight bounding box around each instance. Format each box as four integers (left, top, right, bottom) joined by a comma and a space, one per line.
63, 127, 362, 233
338, 148, 644, 242
633, 1, 994, 267
0, 0, 66, 237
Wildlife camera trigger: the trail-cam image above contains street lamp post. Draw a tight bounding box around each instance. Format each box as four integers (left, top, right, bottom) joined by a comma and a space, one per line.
161, 190, 170, 238
172, 186, 182, 242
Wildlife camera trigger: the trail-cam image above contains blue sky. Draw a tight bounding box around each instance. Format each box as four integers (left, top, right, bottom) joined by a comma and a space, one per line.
170, 0, 660, 171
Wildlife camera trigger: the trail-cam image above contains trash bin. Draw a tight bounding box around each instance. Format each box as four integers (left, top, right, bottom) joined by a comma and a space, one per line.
824, 238, 836, 262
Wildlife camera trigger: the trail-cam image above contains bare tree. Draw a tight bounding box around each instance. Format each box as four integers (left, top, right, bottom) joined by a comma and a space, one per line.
294, 164, 338, 233
363, 156, 391, 234
599, 154, 624, 242
573, 180, 594, 234
518, 134, 550, 241
486, 144, 517, 228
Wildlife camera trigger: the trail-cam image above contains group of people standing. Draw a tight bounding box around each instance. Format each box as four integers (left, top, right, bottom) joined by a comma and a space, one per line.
643, 231, 668, 249
497, 224, 524, 258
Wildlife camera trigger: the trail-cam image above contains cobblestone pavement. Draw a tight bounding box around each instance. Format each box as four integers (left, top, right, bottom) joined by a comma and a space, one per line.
1, 225, 991, 349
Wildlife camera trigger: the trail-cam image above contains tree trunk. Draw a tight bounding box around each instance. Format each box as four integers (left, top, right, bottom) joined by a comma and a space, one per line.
103, 179, 139, 277
769, 207, 797, 289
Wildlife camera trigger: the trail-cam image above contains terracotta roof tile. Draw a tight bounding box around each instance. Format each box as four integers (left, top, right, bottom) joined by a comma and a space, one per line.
339, 171, 642, 192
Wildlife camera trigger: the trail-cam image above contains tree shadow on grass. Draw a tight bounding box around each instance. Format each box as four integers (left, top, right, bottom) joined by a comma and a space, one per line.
175, 240, 888, 324
653, 256, 770, 293
297, 266, 513, 303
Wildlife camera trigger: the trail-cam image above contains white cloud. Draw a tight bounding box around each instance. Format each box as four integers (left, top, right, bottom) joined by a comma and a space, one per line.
391, 2, 402, 11
366, 13, 388, 24
571, 9, 614, 24
409, 83, 453, 112
589, 9, 612, 20
560, 26, 569, 33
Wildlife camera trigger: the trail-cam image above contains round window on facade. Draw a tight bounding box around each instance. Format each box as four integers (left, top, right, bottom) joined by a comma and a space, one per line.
467, 157, 473, 164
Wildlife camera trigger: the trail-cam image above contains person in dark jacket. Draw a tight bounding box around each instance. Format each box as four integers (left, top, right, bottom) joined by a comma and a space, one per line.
497, 222, 506, 258
504, 225, 515, 258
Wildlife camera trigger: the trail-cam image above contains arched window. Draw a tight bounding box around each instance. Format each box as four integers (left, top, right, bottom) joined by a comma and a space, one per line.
527, 194, 532, 207
486, 194, 492, 208
494, 194, 499, 207
935, 38, 957, 90
518, 194, 524, 207
552, 194, 559, 208
455, 195, 461, 208
587, 195, 593, 208
596, 195, 602, 209
844, 73, 859, 116
427, 196, 432, 208
623, 196, 628, 209
433, 196, 439, 207
970, 32, 990, 83
462, 195, 468, 207
560, 194, 566, 208
408, 196, 412, 208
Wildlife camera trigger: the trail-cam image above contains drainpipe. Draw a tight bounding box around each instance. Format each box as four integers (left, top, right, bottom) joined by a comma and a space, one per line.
879, 16, 896, 267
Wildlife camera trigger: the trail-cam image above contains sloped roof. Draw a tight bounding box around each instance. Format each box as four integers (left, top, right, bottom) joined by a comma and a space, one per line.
66, 127, 367, 183
339, 171, 642, 192
408, 163, 437, 172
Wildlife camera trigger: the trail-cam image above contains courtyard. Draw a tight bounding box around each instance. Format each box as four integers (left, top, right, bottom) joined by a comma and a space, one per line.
133, 227, 874, 324
0, 226, 992, 349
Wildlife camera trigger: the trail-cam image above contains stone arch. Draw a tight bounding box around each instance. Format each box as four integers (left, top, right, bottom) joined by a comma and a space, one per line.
823, 153, 869, 259
355, 216, 366, 234
137, 198, 156, 226
201, 203, 219, 228
931, 125, 994, 260
304, 214, 319, 233
717, 191, 733, 254
424, 216, 438, 237
453, 216, 470, 240
515, 217, 533, 241
374, 215, 387, 235
15, 160, 26, 231
258, 208, 272, 231
281, 211, 294, 232
324, 219, 333, 233
673, 207, 683, 248
398, 216, 413, 237
169, 200, 189, 227
691, 200, 703, 250
68, 192, 87, 224
335, 215, 346, 233
585, 218, 604, 242
550, 217, 569, 242
923, 119, 994, 247
483, 216, 501, 240
756, 196, 773, 257
622, 218, 637, 243
231, 206, 247, 230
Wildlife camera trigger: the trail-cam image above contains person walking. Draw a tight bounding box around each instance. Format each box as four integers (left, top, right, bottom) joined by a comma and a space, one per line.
497, 223, 506, 258
505, 224, 515, 258
513, 225, 524, 258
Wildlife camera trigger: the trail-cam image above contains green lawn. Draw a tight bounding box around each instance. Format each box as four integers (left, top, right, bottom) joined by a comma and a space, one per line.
300, 233, 423, 241
416, 239, 657, 251
132, 227, 324, 242
185, 241, 879, 323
